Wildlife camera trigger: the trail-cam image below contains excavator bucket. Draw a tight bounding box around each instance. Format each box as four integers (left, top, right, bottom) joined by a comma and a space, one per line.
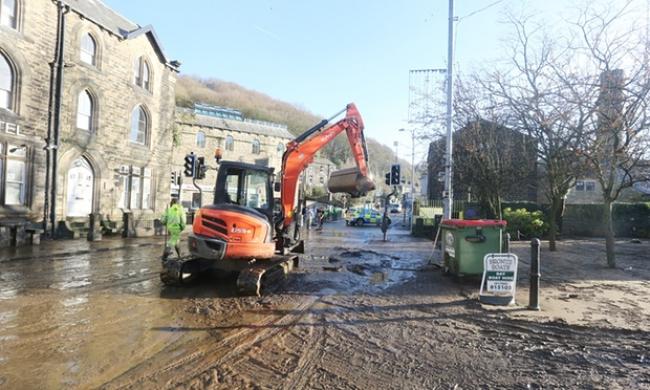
327, 167, 376, 197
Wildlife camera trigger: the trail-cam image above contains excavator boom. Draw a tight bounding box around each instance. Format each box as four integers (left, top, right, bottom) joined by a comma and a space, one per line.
279, 103, 375, 230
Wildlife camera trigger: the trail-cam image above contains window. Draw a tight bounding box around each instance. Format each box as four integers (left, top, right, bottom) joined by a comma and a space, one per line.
80, 33, 97, 65
142, 61, 150, 90
0, 52, 14, 111
252, 139, 260, 154
130, 105, 148, 145
133, 57, 151, 90
76, 90, 93, 131
277, 142, 284, 153
1, 143, 27, 205
245, 171, 268, 208
575, 180, 585, 191
221, 168, 269, 210
196, 131, 206, 148
585, 180, 596, 192
0, 0, 17, 29
117, 165, 152, 209
225, 135, 234, 151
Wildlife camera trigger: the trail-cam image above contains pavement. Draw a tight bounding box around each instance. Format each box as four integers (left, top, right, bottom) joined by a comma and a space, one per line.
0, 234, 169, 263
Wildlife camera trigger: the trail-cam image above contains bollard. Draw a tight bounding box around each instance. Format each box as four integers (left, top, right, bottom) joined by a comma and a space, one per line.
528, 238, 541, 310
504, 232, 511, 253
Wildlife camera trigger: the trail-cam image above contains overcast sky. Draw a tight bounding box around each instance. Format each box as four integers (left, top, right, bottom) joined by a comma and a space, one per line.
104, 0, 648, 164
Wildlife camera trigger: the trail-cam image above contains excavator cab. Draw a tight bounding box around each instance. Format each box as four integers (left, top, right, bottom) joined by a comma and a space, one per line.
213, 161, 275, 224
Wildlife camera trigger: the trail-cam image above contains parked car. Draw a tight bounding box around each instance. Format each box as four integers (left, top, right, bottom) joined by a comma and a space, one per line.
349, 209, 391, 227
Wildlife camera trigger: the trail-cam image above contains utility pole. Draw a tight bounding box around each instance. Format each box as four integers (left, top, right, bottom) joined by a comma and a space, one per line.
399, 128, 416, 231
443, 0, 455, 219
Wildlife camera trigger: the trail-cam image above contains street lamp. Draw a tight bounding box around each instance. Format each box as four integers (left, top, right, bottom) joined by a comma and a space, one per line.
399, 128, 416, 231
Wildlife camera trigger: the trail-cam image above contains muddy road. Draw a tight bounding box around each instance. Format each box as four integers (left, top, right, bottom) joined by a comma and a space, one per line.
1, 221, 649, 388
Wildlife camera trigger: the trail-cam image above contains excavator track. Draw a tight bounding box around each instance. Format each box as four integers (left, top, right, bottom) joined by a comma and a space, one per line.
159, 256, 196, 286
236, 255, 299, 296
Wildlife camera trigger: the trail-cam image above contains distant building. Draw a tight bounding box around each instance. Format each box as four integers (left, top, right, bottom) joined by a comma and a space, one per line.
172, 104, 294, 209
0, 0, 178, 247
427, 120, 537, 203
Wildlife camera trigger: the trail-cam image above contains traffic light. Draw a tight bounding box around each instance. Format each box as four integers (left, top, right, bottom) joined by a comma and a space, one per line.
183, 153, 196, 177
196, 157, 207, 180
171, 171, 177, 185
385, 172, 391, 185
390, 164, 401, 185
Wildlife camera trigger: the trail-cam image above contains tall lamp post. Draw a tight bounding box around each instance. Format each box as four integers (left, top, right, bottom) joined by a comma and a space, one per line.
399, 128, 416, 231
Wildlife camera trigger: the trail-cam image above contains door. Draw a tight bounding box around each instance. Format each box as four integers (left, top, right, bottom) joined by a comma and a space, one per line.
66, 158, 94, 217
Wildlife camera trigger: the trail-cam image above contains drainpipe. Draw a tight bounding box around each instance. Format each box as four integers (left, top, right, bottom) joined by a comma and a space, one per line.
48, 1, 68, 238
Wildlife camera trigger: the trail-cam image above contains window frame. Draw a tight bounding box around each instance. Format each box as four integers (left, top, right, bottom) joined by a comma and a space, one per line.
0, 0, 19, 30
0, 51, 16, 112
129, 105, 149, 146
80, 33, 97, 66
252, 139, 261, 155
133, 56, 152, 92
0, 141, 28, 206
225, 135, 234, 151
196, 131, 206, 148
76, 89, 94, 131
117, 165, 153, 210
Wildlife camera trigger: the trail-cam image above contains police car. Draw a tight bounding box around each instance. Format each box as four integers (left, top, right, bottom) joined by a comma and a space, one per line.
349, 209, 391, 227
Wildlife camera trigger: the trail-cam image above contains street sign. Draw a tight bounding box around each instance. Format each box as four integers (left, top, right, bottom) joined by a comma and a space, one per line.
479, 253, 518, 305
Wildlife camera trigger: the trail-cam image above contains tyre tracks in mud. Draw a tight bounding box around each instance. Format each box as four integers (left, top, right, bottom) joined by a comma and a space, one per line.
100, 293, 326, 389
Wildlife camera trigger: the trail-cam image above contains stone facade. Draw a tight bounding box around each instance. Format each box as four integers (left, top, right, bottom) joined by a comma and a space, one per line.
427, 121, 538, 203
0, 0, 178, 246
172, 105, 294, 209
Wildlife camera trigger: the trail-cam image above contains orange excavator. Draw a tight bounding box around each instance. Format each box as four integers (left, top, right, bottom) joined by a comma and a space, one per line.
160, 103, 375, 295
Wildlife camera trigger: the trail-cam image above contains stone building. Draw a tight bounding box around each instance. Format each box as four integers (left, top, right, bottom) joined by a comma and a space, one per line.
172, 104, 294, 209
0, 0, 178, 247
427, 120, 538, 203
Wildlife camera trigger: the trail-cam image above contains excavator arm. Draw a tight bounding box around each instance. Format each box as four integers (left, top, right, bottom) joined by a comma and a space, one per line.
278, 103, 374, 232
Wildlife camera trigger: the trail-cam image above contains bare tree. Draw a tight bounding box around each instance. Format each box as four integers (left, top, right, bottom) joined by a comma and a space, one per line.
452, 75, 537, 219
480, 14, 586, 251
569, 2, 650, 267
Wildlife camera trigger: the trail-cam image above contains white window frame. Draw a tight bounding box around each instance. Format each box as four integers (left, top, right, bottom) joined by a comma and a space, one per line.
196, 131, 206, 148
130, 106, 148, 145
0, 51, 14, 111
0, 0, 18, 30
76, 90, 93, 131
1, 142, 27, 206
80, 33, 97, 66
118, 165, 153, 210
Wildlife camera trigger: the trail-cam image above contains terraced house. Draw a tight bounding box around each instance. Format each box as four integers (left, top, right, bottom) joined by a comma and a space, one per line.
0, 0, 179, 247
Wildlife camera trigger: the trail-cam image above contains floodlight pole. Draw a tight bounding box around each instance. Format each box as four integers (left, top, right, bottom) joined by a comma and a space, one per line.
443, 0, 455, 219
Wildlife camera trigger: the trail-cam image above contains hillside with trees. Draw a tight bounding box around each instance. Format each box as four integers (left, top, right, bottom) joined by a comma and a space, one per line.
176, 75, 413, 192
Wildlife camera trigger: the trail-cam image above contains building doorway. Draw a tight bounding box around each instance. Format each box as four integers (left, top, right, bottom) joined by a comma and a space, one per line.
65, 157, 94, 217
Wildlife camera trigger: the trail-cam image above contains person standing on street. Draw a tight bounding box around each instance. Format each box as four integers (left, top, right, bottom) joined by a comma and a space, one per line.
161, 198, 186, 260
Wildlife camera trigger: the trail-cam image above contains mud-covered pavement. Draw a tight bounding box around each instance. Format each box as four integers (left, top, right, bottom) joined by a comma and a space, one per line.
1, 221, 649, 389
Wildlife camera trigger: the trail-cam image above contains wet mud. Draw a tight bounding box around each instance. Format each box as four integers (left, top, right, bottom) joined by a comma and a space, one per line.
0, 222, 649, 388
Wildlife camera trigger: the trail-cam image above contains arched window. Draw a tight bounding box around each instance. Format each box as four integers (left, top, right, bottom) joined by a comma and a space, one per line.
80, 33, 97, 65
196, 131, 206, 148
0, 0, 18, 29
277, 142, 284, 153
133, 57, 152, 90
225, 135, 234, 151
142, 61, 150, 90
252, 139, 261, 154
130, 106, 148, 145
76, 90, 93, 131
0, 52, 13, 110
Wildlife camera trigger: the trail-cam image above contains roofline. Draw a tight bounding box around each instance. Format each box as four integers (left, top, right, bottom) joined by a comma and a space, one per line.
62, 1, 179, 72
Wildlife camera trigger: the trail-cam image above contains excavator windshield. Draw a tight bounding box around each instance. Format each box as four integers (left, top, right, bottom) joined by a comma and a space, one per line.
214, 162, 274, 216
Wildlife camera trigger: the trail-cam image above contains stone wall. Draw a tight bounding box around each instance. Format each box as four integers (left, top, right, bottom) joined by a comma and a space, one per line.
0, 0, 177, 246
